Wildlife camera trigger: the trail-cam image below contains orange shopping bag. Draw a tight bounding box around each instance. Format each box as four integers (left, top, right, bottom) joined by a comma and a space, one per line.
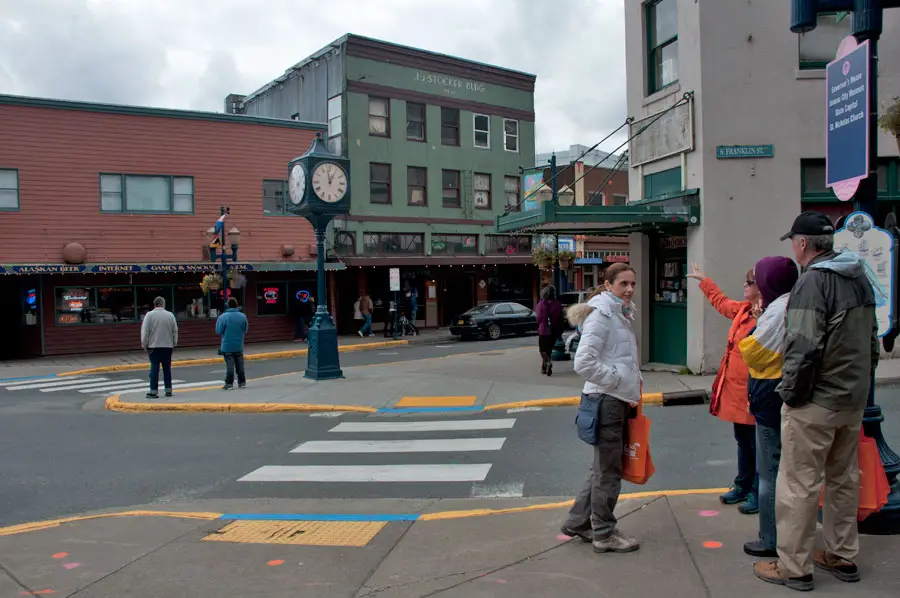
817, 429, 890, 521
623, 402, 655, 485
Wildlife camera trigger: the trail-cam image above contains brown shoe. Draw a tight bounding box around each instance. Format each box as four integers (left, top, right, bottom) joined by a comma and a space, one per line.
753, 560, 814, 592
814, 550, 860, 582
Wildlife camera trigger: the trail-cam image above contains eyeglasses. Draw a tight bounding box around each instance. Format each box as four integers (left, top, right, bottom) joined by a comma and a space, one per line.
744, 280, 756, 287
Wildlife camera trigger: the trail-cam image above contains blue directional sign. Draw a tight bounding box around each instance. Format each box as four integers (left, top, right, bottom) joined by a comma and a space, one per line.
825, 40, 870, 192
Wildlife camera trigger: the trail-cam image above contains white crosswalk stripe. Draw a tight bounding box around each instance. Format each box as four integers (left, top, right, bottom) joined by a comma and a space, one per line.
117, 380, 222, 395
0, 377, 222, 396
39, 378, 147, 392
3, 377, 110, 390
239, 418, 517, 487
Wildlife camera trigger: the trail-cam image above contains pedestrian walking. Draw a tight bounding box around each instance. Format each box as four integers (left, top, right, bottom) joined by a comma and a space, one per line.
560, 263, 642, 554
357, 293, 374, 337
293, 292, 312, 341
405, 288, 420, 335
687, 264, 760, 514
534, 285, 563, 376
140, 296, 178, 399
216, 297, 249, 390
737, 256, 799, 559
753, 211, 877, 591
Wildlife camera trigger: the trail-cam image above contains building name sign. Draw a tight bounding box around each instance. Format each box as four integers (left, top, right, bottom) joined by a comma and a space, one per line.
1, 263, 256, 275
715, 144, 774, 159
11, 265, 86, 274
414, 70, 486, 94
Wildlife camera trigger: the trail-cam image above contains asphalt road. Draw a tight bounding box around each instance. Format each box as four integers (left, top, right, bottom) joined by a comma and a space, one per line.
1, 382, 898, 528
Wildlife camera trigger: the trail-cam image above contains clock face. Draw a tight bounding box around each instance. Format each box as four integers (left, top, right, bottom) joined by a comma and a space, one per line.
288, 164, 306, 205
311, 162, 348, 203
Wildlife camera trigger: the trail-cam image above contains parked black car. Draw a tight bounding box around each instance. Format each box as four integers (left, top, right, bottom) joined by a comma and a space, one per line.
449, 302, 538, 340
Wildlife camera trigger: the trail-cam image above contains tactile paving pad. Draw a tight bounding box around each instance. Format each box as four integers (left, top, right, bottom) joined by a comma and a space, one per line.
203, 520, 387, 547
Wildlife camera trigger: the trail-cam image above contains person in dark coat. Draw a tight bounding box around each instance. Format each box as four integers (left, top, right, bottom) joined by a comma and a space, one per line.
534, 285, 564, 376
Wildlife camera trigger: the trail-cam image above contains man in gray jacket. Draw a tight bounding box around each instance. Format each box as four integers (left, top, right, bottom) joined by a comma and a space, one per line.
141, 296, 179, 398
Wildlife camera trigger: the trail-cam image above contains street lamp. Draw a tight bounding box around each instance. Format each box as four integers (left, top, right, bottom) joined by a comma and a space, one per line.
207, 207, 240, 311
547, 153, 571, 362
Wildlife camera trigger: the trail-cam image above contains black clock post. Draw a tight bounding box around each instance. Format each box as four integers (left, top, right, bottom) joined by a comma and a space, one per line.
287, 133, 351, 380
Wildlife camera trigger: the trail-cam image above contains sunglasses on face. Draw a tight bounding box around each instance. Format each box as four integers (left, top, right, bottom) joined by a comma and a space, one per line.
744, 280, 756, 287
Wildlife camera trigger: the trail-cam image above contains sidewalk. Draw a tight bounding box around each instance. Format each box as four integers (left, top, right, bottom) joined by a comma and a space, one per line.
1, 492, 896, 597
0, 329, 450, 379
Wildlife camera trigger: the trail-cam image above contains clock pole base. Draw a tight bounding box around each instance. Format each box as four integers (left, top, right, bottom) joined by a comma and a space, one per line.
304, 311, 343, 381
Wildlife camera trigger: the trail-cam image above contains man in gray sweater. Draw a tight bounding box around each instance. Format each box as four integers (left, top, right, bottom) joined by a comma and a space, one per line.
141, 296, 179, 398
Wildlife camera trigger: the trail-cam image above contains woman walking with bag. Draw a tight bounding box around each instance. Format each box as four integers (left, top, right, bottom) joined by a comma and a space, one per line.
687, 263, 761, 515
560, 263, 642, 554
534, 285, 563, 376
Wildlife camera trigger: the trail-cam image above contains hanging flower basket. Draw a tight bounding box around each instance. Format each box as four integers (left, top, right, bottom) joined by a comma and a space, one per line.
532, 247, 555, 270
200, 274, 222, 294
878, 96, 900, 153
558, 250, 575, 270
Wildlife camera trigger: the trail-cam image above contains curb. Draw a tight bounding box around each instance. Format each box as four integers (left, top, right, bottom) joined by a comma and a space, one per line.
484, 389, 709, 411
58, 340, 411, 377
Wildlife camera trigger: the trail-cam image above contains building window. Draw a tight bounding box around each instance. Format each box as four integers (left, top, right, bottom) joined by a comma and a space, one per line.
474, 173, 492, 209
504, 176, 520, 211
503, 119, 519, 152
643, 166, 681, 199
474, 114, 490, 148
407, 167, 427, 206
363, 233, 425, 256
441, 107, 460, 146
262, 180, 290, 216
257, 282, 288, 316
647, 0, 679, 94
0, 168, 18, 210
611, 194, 628, 206
370, 163, 391, 204
431, 234, 478, 255
368, 97, 390, 137
173, 284, 206, 320
99, 174, 194, 214
406, 102, 426, 141
136, 285, 173, 320
588, 191, 605, 205
327, 95, 342, 154
802, 158, 898, 201
487, 235, 531, 255
334, 231, 355, 256
442, 169, 461, 207
799, 12, 852, 70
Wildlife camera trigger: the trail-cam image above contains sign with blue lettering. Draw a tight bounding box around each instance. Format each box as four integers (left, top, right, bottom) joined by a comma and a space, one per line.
826, 38, 870, 201
91, 264, 141, 273
715, 145, 774, 159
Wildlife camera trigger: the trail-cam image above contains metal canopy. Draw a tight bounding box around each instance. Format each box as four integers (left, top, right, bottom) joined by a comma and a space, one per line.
495, 189, 701, 235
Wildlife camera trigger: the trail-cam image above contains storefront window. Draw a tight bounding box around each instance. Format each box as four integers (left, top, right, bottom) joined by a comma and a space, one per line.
136, 286, 173, 320
173, 283, 207, 320
95, 287, 136, 323
487, 235, 531, 255
655, 236, 687, 304
257, 282, 288, 316
56, 287, 94, 325
431, 234, 477, 255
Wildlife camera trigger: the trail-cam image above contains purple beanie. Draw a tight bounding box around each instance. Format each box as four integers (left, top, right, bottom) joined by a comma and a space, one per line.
755, 256, 799, 308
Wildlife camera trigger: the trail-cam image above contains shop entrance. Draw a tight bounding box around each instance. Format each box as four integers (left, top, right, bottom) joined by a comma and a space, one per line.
439, 269, 476, 326
0, 276, 42, 360
649, 234, 688, 366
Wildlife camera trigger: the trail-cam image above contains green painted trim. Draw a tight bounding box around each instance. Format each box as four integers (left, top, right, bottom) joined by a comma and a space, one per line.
631, 188, 699, 206
494, 197, 701, 233
0, 167, 20, 211
0, 94, 327, 131
99, 173, 195, 215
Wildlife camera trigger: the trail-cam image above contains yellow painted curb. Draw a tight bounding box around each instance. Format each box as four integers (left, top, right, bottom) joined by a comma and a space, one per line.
59, 340, 410, 377
642, 392, 664, 405
105, 394, 378, 414
485, 393, 667, 411
0, 510, 222, 537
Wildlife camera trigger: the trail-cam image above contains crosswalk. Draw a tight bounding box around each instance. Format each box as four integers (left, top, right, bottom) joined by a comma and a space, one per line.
0, 376, 221, 396
238, 418, 518, 487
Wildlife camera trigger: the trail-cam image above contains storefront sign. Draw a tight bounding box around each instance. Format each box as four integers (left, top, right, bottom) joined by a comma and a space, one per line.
91, 264, 142, 273
389, 267, 401, 292
715, 145, 774, 159
3, 262, 263, 275
11, 265, 86, 274
557, 236, 576, 253
414, 71, 486, 94
145, 264, 215, 273
296, 290, 310, 302
263, 287, 280, 304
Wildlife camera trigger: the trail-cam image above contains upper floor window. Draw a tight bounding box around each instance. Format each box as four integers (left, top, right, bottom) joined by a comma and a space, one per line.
799, 12, 852, 70
327, 95, 342, 154
334, 231, 356, 256
100, 174, 193, 214
474, 114, 490, 148
368, 97, 390, 137
441, 107, 460, 146
0, 169, 19, 210
588, 191, 605, 205
504, 176, 520, 211
262, 180, 293, 216
611, 194, 628, 206
407, 167, 427, 206
431, 234, 478, 255
646, 0, 679, 94
643, 166, 682, 199
474, 173, 492, 209
442, 169, 461, 207
370, 163, 392, 204
503, 119, 519, 152
363, 233, 424, 256
407, 102, 426, 141
486, 235, 531, 255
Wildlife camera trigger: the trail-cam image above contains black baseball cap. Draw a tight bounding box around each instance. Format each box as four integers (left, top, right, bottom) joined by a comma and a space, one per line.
780, 211, 835, 241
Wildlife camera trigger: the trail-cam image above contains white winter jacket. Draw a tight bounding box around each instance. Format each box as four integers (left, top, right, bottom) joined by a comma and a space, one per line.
572, 292, 642, 405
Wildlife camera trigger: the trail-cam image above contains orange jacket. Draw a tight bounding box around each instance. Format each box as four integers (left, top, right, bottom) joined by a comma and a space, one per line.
699, 278, 756, 426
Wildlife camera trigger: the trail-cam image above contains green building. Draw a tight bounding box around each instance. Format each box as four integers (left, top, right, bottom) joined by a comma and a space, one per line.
227, 34, 538, 332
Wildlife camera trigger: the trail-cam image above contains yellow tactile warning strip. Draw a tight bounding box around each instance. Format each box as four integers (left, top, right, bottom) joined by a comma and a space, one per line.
203, 520, 387, 547
394, 396, 478, 407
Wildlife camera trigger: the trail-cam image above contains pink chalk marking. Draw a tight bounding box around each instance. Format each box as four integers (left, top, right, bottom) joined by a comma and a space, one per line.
51, 553, 68, 559
699, 510, 719, 517
556, 534, 573, 541
703, 541, 723, 549
62, 563, 80, 570
267, 560, 284, 566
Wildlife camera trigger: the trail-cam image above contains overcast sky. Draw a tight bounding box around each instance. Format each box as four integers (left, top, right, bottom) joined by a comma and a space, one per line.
0, 0, 627, 154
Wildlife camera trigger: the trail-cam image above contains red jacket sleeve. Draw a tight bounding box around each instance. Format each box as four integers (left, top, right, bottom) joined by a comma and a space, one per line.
699, 278, 749, 321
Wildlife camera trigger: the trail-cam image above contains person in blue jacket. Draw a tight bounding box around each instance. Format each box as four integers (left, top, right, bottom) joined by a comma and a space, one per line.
216, 297, 249, 390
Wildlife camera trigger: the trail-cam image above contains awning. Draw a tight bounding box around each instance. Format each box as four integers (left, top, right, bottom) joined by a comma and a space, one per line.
0, 261, 346, 275
495, 189, 701, 235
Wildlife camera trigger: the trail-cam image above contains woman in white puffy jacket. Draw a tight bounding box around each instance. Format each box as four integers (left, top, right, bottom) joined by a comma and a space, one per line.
560, 262, 643, 554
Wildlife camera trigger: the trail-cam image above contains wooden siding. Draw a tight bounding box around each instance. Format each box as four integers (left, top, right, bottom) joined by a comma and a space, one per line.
0, 103, 321, 264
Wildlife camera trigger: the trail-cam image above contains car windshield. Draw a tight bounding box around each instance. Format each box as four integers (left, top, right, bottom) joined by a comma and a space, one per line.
464, 305, 493, 315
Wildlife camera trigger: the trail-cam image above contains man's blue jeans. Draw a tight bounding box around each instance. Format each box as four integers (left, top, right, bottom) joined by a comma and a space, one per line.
756, 422, 782, 549
734, 423, 759, 495
148, 347, 173, 394
360, 313, 373, 335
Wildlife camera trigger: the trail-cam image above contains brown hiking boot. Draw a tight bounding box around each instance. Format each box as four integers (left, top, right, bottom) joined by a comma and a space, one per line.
592, 529, 640, 553
753, 560, 814, 592
814, 550, 860, 582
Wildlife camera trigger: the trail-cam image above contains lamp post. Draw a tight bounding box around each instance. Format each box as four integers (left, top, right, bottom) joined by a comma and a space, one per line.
207, 207, 240, 311
548, 153, 575, 361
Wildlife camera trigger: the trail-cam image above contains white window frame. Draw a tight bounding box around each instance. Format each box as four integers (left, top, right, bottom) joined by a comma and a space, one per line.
327, 95, 342, 138
0, 168, 20, 210
473, 114, 490, 149
368, 96, 390, 137
612, 194, 628, 205
503, 119, 519, 153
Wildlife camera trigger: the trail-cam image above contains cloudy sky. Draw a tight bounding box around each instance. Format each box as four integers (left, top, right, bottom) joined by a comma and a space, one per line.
0, 0, 627, 154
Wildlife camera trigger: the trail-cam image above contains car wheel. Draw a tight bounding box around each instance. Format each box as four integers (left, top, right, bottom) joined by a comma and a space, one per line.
487, 324, 501, 340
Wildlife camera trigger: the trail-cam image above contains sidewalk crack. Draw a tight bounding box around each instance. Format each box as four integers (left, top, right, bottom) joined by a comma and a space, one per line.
666, 496, 712, 598
0, 560, 34, 594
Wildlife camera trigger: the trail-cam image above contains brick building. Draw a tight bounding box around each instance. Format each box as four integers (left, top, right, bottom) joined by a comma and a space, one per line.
0, 94, 332, 358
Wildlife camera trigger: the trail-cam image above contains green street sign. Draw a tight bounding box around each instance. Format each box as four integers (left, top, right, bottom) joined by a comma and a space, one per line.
716, 144, 774, 159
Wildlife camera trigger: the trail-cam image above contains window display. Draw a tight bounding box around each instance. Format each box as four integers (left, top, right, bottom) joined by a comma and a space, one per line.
655, 236, 687, 304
